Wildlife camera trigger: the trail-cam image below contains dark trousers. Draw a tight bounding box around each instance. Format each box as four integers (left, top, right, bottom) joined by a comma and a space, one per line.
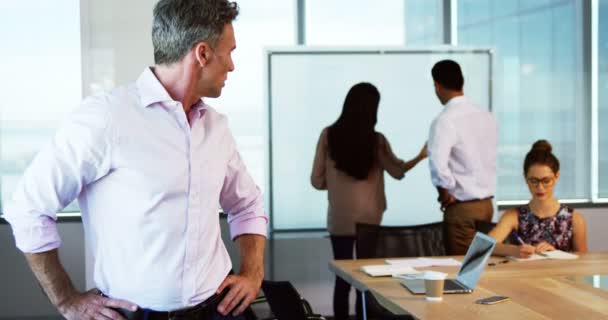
116, 305, 248, 320
330, 235, 363, 320
113, 291, 250, 320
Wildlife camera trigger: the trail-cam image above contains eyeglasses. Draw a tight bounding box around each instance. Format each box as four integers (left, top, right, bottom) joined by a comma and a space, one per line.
526, 176, 555, 187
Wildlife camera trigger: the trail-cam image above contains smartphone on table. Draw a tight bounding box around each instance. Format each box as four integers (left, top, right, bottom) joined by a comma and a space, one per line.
475, 296, 510, 305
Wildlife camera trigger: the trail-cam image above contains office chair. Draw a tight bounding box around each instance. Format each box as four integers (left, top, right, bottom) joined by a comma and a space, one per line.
363, 291, 414, 320
356, 222, 446, 259
474, 221, 514, 244
254, 280, 326, 320
355, 222, 445, 320
474, 220, 497, 235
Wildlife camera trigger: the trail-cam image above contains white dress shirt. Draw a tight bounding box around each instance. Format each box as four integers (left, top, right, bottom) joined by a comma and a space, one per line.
4, 68, 268, 311
428, 96, 497, 201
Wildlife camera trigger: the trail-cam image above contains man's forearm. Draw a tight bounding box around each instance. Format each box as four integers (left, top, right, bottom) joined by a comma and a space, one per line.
25, 249, 78, 310
234, 234, 266, 281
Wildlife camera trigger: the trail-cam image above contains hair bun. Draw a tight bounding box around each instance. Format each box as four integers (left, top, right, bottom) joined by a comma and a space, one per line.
531, 139, 552, 153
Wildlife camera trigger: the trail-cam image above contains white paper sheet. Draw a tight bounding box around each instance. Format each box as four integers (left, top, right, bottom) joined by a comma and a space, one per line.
385, 257, 462, 267
508, 250, 578, 261
360, 264, 421, 277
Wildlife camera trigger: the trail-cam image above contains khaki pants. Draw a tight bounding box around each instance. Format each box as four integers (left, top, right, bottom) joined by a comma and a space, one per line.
443, 199, 493, 255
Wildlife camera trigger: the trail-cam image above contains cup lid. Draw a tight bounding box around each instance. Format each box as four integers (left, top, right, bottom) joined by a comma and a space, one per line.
423, 271, 447, 280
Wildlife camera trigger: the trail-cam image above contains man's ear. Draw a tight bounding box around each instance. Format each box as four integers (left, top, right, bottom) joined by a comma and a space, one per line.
194, 42, 211, 67
433, 81, 441, 91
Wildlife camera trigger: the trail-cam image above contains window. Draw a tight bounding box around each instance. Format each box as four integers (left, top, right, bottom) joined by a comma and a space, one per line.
0, 0, 82, 212
306, 0, 405, 45
599, 0, 608, 198
1, 1, 605, 219
458, 0, 588, 201
207, 0, 296, 192
404, 0, 444, 45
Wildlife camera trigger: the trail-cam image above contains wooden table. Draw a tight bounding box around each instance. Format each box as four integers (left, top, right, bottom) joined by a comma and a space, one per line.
329, 253, 608, 319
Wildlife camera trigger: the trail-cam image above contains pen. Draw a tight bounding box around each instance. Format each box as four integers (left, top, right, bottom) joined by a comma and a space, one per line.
488, 259, 509, 266
511, 231, 526, 245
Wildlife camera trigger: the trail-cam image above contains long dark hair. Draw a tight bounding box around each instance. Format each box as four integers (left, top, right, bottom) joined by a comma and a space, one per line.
523, 140, 560, 175
327, 82, 380, 180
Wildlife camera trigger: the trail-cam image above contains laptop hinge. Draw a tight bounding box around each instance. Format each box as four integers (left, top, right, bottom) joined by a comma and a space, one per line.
454, 279, 470, 290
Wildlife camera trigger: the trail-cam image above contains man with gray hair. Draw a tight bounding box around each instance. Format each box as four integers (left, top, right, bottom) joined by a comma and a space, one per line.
4, 0, 267, 319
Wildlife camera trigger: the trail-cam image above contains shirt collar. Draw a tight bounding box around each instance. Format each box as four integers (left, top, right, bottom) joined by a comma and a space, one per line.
136, 67, 209, 118
191, 100, 209, 118
136, 67, 177, 108
445, 95, 468, 108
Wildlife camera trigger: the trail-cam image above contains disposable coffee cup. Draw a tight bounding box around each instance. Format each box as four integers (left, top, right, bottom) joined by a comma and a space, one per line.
423, 271, 447, 301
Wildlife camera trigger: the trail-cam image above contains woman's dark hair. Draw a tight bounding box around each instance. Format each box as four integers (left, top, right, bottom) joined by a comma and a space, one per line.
431, 59, 464, 91
523, 140, 560, 175
327, 83, 380, 180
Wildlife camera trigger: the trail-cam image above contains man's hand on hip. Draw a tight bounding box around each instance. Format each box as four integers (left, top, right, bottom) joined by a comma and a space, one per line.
440, 194, 457, 211
216, 273, 262, 316
437, 187, 457, 211
58, 288, 138, 320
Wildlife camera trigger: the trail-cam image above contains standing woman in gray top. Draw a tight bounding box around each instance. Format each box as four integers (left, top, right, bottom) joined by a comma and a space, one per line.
311, 82, 427, 320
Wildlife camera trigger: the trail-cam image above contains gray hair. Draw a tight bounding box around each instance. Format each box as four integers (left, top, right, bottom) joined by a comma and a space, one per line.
152, 0, 239, 65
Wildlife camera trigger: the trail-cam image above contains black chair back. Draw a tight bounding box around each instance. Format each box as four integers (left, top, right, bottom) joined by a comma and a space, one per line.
364, 291, 415, 320
356, 222, 446, 259
475, 220, 514, 244
261, 280, 309, 320
474, 220, 497, 235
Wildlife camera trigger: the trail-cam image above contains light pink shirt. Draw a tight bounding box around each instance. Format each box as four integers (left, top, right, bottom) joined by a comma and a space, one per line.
4, 68, 267, 310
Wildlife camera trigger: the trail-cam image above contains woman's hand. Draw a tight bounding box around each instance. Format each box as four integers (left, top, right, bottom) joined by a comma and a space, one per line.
517, 244, 536, 258
534, 241, 555, 253
418, 143, 428, 160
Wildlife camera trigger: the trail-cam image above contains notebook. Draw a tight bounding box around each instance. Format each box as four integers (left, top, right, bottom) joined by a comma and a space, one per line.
360, 264, 421, 277
508, 249, 578, 261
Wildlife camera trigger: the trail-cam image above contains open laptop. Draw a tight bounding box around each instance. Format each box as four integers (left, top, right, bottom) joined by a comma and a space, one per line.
401, 232, 496, 294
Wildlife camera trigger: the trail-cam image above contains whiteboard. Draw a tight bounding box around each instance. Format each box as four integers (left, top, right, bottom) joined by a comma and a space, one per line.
267, 47, 493, 230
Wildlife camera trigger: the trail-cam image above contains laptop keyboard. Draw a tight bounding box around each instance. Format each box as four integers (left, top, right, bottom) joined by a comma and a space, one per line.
444, 280, 466, 291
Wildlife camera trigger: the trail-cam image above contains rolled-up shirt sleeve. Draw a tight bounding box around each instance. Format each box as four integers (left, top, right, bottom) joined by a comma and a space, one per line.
428, 117, 457, 190
3, 99, 113, 253
219, 132, 268, 240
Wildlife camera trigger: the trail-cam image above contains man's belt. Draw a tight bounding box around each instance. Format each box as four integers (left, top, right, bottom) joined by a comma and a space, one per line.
455, 196, 494, 204
112, 292, 224, 320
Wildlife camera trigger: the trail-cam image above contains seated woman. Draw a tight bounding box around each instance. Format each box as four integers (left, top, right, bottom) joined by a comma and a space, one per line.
489, 140, 587, 258
310, 82, 426, 320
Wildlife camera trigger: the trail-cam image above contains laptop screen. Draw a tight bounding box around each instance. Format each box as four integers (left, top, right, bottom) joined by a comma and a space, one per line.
455, 232, 496, 289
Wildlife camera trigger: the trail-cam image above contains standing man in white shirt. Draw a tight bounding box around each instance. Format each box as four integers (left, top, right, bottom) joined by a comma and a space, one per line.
427, 60, 498, 255
4, 0, 267, 319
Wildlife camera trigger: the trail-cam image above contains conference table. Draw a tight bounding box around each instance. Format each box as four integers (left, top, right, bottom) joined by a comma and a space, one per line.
329, 253, 608, 319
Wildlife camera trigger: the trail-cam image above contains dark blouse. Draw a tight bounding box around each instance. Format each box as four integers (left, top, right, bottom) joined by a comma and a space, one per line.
517, 204, 574, 251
